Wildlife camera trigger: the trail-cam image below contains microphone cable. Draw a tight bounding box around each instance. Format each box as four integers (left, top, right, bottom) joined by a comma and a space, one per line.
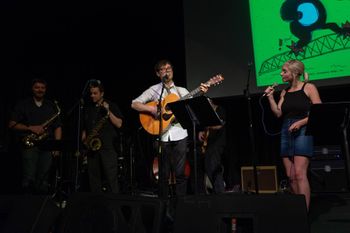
258, 94, 281, 136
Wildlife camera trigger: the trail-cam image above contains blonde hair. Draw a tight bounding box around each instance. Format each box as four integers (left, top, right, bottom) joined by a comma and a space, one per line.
285, 60, 309, 82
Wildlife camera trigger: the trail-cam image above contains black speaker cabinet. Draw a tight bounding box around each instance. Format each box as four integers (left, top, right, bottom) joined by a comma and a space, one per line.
59, 192, 165, 233
173, 193, 309, 233
0, 195, 62, 233
309, 159, 349, 193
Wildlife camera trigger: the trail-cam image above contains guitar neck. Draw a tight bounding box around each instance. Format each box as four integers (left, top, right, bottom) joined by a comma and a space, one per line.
182, 87, 203, 100
181, 75, 222, 100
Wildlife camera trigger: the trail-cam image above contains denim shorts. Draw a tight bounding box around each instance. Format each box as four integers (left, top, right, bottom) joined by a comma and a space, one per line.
280, 118, 313, 158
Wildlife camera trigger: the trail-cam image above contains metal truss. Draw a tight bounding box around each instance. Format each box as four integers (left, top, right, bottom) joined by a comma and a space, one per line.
259, 33, 350, 75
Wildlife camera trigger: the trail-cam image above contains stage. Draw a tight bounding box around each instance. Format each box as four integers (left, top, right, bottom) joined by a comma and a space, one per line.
1, 191, 350, 233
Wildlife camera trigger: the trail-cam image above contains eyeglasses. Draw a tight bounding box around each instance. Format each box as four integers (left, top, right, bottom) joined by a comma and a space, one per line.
158, 66, 173, 72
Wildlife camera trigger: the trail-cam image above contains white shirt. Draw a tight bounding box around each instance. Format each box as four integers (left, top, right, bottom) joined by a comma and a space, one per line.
132, 82, 189, 142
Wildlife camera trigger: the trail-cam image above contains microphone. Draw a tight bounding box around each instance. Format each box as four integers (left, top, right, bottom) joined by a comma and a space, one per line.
89, 79, 101, 85
263, 83, 278, 97
161, 75, 168, 82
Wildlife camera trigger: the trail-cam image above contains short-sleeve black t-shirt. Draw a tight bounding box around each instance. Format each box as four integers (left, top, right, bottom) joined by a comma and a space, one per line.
83, 99, 123, 148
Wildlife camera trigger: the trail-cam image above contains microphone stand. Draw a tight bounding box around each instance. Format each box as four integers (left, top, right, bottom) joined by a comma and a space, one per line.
243, 63, 259, 194
66, 80, 90, 192
157, 80, 167, 199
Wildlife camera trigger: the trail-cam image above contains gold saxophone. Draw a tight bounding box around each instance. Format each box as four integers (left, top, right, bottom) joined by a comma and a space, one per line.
23, 101, 61, 148
85, 108, 109, 151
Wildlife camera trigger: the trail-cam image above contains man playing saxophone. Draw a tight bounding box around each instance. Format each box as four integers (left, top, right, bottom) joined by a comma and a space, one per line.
82, 80, 123, 193
8, 78, 62, 194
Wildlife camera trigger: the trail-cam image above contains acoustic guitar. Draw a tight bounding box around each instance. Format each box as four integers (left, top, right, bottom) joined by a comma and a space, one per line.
139, 74, 224, 135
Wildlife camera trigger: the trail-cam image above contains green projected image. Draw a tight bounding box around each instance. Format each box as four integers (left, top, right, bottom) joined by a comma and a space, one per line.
249, 0, 350, 86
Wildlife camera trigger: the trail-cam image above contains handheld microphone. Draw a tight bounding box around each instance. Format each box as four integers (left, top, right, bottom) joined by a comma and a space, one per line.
263, 83, 278, 97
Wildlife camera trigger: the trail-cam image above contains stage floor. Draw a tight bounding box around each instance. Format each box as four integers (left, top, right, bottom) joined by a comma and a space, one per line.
0, 192, 350, 233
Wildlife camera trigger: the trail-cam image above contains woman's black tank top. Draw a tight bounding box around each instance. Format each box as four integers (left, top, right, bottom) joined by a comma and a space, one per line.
281, 82, 311, 119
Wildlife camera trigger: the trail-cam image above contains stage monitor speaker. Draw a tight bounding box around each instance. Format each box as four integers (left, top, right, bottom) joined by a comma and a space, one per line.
173, 193, 309, 233
59, 192, 165, 233
0, 195, 62, 233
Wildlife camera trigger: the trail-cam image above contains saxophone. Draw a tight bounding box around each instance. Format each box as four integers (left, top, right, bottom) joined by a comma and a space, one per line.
23, 101, 61, 148
85, 109, 109, 151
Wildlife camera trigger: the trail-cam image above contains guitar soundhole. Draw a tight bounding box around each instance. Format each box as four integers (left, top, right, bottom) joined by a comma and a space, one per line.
162, 113, 173, 121
165, 105, 171, 111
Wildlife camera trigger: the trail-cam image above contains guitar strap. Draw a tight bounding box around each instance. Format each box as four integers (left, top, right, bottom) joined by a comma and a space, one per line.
164, 85, 171, 95
174, 86, 184, 98
163, 84, 181, 98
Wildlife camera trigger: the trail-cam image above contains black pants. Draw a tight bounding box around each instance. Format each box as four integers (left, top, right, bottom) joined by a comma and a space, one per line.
204, 145, 225, 193
161, 138, 188, 197
87, 148, 119, 193
21, 147, 52, 194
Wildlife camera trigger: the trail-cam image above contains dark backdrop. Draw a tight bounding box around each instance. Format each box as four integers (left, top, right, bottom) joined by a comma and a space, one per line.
1, 0, 188, 193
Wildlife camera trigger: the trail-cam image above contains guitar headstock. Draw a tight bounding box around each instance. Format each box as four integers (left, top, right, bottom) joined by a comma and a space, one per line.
206, 74, 224, 87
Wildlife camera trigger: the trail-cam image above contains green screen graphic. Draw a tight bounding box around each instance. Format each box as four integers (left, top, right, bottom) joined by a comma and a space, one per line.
249, 0, 350, 86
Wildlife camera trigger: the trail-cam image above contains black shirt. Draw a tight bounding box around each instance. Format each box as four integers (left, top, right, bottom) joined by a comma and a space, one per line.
83, 100, 123, 148
10, 97, 62, 138
207, 105, 226, 148
281, 83, 311, 119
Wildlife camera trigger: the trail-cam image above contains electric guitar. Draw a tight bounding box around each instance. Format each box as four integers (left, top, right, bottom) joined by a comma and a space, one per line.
139, 74, 224, 135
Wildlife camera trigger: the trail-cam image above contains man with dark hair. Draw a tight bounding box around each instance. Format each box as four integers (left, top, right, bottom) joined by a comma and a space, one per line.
131, 59, 209, 197
82, 80, 124, 193
9, 78, 62, 194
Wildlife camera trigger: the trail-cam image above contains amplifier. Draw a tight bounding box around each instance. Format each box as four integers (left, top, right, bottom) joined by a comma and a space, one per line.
241, 166, 278, 193
309, 159, 348, 193
313, 145, 342, 160
310, 145, 348, 192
